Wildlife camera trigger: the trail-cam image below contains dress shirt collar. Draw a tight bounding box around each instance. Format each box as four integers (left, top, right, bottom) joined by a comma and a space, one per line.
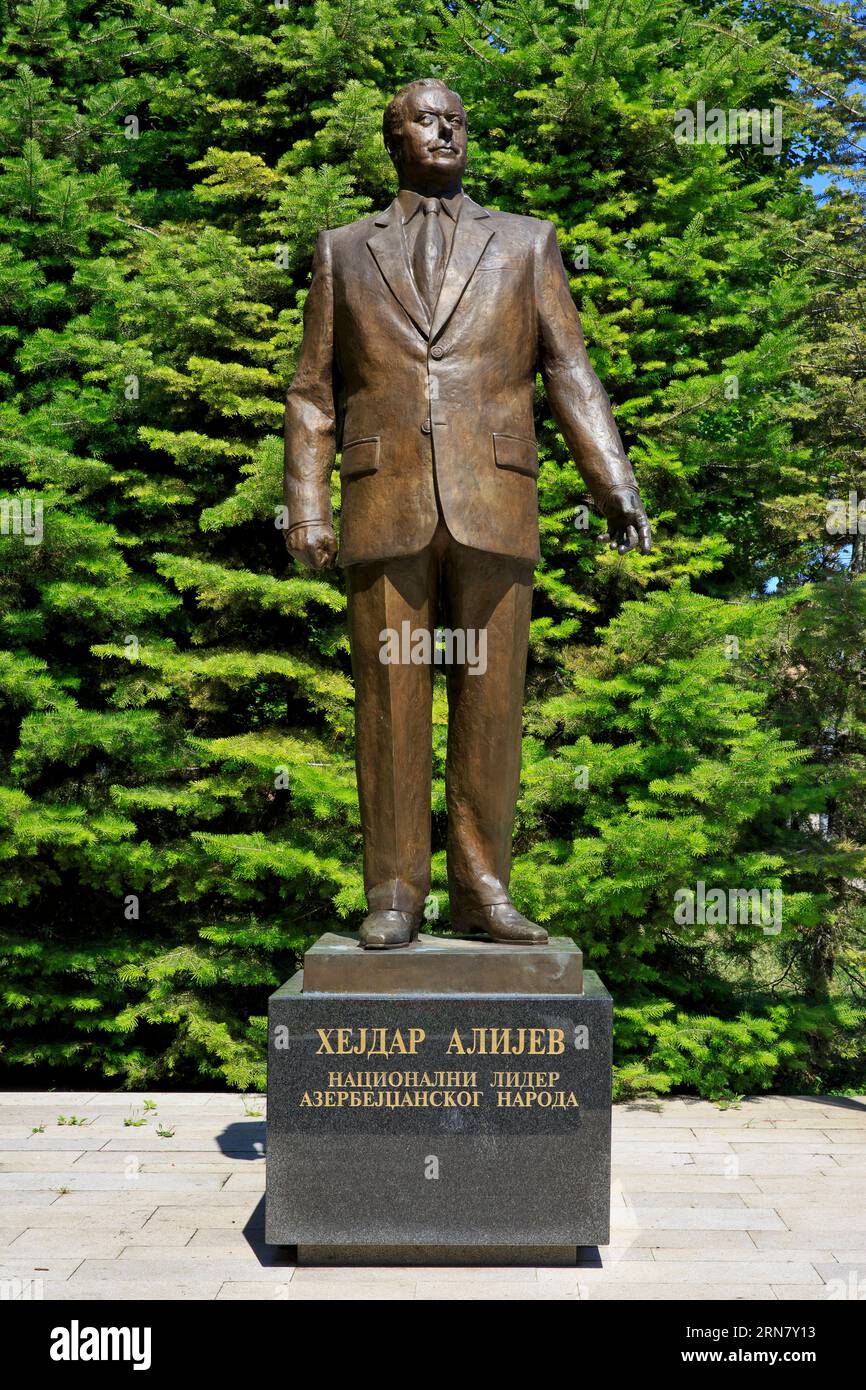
397, 187, 464, 224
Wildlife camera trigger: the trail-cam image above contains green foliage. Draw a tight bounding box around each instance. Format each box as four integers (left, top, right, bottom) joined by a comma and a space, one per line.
1, 0, 864, 1095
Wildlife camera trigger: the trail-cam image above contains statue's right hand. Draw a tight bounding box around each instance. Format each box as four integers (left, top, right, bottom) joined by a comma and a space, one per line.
285, 522, 337, 570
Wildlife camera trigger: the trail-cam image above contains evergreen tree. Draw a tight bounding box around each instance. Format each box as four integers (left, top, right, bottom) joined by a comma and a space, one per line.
0, 0, 863, 1094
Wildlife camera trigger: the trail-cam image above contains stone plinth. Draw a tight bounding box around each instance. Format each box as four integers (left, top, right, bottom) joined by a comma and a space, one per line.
266, 935, 612, 1258
302, 931, 583, 995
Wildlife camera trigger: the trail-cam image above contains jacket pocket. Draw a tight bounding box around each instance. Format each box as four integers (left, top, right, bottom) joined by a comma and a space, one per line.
493, 433, 539, 479
340, 436, 380, 478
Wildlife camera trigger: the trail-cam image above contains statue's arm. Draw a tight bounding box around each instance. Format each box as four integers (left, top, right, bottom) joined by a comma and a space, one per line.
284, 230, 338, 569
534, 221, 651, 553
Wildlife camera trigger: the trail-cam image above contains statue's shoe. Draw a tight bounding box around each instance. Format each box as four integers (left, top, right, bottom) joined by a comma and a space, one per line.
359, 910, 420, 950
459, 902, 548, 945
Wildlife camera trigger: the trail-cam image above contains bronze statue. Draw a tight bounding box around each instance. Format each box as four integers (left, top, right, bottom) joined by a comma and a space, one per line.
284, 79, 652, 950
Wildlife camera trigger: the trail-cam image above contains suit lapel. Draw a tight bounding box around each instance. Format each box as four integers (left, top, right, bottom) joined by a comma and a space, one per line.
429, 195, 493, 341
367, 194, 494, 342
367, 199, 431, 339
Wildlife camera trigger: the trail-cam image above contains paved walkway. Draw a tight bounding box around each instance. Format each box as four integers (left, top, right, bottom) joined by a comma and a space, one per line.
0, 1092, 863, 1300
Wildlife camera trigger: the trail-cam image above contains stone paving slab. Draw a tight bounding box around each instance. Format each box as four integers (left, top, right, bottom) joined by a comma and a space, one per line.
38, 1280, 226, 1301
9, 1227, 198, 1252
741, 1191, 860, 1209
70, 1152, 264, 1170
0, 1192, 60, 1210
575, 1283, 780, 1301
73, 1119, 265, 1132
0, 1091, 862, 1300
0, 1173, 229, 1192
0, 1258, 83, 1279
0, 1093, 230, 1109
649, 1246, 836, 1263
0, 1153, 87, 1171
616, 1229, 757, 1250
220, 1173, 267, 1191
0, 1136, 111, 1150
0, 1094, 96, 1107
214, 1281, 308, 1300
750, 1229, 866, 1251
613, 1140, 737, 1152
621, 1192, 750, 1209
143, 1207, 261, 1229
67, 1259, 291, 1283
1, 1207, 157, 1229
772, 1284, 843, 1301
751, 1177, 866, 1193
616, 1174, 762, 1192
612, 1127, 700, 1141
680, 1155, 843, 1174
94, 1139, 260, 1153
612, 1207, 786, 1230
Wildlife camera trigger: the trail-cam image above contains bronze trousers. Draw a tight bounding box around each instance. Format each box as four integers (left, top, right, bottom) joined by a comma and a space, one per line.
346, 518, 534, 921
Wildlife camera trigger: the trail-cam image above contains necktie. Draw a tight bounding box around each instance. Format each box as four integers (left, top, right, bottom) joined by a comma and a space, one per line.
412, 197, 446, 315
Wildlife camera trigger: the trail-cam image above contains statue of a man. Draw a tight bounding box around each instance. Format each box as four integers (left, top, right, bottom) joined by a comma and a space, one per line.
284, 78, 652, 949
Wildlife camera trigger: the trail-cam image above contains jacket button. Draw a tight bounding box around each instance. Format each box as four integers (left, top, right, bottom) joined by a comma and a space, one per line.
421, 420, 432, 434
430, 345, 444, 359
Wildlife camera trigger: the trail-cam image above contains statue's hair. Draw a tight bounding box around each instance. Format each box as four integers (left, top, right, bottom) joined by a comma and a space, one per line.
382, 78, 467, 165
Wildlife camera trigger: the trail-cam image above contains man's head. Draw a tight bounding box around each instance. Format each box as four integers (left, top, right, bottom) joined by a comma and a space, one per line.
383, 79, 468, 191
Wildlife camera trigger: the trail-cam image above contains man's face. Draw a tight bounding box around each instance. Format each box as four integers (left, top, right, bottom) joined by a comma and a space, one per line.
394, 86, 468, 188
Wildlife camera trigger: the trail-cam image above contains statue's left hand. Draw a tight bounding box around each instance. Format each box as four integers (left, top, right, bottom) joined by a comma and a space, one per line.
600, 486, 652, 555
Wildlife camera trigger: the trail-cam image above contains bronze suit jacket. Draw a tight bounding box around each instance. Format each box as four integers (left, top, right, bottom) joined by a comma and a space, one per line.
284, 193, 638, 567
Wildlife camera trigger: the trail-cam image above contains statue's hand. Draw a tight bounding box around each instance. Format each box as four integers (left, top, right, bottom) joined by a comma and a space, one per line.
600, 485, 652, 555
286, 522, 337, 570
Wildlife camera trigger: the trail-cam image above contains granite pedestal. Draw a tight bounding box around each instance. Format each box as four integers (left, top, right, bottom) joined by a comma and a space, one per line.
266, 933, 612, 1263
